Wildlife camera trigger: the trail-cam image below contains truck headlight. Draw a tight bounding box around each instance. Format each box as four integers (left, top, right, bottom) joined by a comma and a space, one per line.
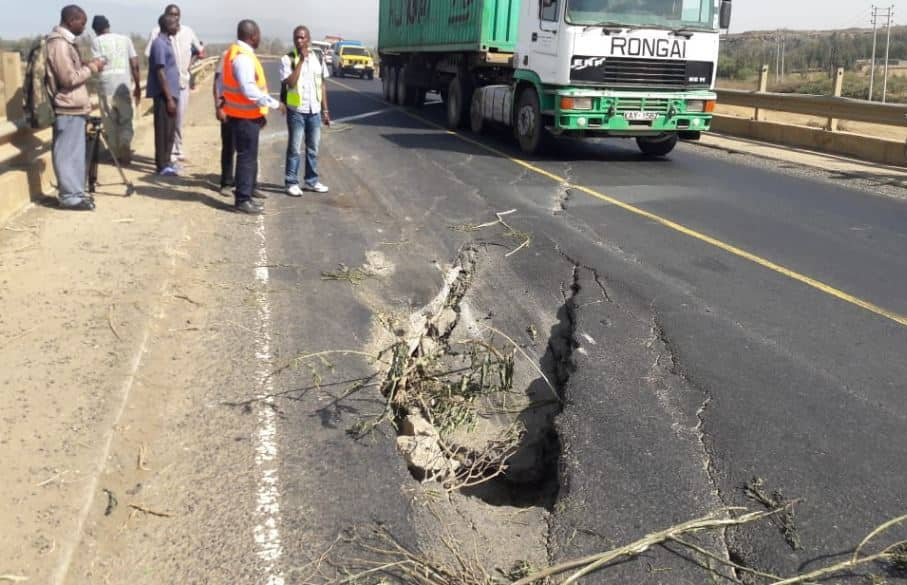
686, 100, 716, 113
560, 97, 593, 110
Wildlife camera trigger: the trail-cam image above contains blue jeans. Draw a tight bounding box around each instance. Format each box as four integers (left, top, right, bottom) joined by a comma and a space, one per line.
52, 115, 87, 206
285, 110, 321, 187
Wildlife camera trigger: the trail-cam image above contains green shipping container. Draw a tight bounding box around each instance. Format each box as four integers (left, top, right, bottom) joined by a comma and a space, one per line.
378, 0, 519, 54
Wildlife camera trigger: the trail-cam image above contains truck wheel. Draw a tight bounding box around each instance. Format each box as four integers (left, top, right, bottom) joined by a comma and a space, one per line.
515, 87, 544, 154
470, 90, 484, 134
396, 65, 409, 105
367, 71, 374, 80
381, 67, 392, 101
446, 76, 472, 129
636, 134, 679, 157
388, 67, 399, 104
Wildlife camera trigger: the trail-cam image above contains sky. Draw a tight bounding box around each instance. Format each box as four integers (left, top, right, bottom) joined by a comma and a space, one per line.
0, 0, 893, 42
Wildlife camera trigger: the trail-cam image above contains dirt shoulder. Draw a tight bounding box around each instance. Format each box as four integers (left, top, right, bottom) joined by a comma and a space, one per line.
0, 81, 270, 584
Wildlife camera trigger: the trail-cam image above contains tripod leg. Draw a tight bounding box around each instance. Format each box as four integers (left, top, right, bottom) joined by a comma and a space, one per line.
87, 131, 100, 194
99, 131, 135, 196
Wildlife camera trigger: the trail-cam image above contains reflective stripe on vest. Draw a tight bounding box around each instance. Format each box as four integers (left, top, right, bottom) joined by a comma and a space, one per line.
285, 49, 322, 109
221, 43, 268, 119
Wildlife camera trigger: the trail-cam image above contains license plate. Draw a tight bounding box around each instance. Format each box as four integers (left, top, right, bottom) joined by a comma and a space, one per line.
624, 111, 658, 121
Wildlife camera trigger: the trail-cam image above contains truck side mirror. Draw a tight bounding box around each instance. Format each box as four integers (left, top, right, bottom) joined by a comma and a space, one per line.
719, 0, 732, 29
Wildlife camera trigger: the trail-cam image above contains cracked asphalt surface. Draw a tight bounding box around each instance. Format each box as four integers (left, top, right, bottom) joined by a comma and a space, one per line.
260, 65, 907, 582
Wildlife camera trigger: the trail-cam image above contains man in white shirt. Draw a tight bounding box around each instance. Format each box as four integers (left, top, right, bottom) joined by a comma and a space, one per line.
280, 25, 330, 196
91, 15, 141, 164
145, 4, 203, 163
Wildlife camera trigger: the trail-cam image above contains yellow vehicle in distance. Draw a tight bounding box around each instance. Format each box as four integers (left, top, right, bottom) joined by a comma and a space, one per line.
333, 45, 375, 80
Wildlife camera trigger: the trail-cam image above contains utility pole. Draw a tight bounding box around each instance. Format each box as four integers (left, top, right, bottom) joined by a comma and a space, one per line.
869, 5, 878, 101
780, 35, 786, 82
882, 5, 894, 103
775, 31, 782, 83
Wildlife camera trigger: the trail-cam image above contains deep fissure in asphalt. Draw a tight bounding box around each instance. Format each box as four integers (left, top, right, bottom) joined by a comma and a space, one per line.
375, 244, 574, 511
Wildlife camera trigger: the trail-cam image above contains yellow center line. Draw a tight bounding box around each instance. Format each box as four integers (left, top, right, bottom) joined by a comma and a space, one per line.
329, 79, 907, 328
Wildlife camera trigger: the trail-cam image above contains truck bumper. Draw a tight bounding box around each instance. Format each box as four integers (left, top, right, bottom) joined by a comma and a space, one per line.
550, 90, 716, 135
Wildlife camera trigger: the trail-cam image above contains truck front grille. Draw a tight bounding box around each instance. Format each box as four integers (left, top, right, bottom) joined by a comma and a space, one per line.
570, 57, 713, 89
614, 98, 670, 113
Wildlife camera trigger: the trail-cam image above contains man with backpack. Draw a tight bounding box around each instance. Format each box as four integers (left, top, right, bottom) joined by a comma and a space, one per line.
280, 25, 330, 197
46, 5, 106, 210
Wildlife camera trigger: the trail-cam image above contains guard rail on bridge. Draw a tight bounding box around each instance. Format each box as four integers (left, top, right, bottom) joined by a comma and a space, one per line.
712, 65, 907, 166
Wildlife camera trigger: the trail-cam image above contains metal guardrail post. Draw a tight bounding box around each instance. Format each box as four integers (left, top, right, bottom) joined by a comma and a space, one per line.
754, 65, 769, 121
826, 67, 844, 132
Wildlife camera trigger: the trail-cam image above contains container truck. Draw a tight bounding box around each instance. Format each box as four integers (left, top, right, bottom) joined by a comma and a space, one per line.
377, 0, 731, 155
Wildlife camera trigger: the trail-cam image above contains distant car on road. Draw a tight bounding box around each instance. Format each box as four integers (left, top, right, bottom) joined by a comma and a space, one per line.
312, 40, 332, 67
332, 45, 374, 79
312, 48, 330, 77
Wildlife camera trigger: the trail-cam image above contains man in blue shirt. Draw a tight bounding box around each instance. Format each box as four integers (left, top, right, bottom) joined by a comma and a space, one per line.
147, 14, 180, 175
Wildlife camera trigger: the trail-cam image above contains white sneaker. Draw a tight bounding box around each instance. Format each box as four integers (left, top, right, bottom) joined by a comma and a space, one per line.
305, 182, 329, 193
286, 184, 304, 197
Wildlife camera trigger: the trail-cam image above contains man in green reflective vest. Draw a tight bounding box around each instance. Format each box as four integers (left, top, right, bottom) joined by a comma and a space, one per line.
280, 25, 331, 196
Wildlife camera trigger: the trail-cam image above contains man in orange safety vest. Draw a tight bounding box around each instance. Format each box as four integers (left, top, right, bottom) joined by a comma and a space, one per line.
220, 19, 283, 214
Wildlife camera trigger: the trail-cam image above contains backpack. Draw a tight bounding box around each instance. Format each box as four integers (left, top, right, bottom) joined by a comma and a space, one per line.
23, 36, 56, 129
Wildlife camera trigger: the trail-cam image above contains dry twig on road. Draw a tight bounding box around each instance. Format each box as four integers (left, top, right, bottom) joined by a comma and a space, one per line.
450, 209, 532, 257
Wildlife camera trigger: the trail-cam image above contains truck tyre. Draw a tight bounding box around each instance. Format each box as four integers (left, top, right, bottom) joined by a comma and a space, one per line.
396, 65, 409, 106
367, 71, 374, 80
381, 67, 392, 101
446, 76, 472, 129
470, 90, 484, 134
388, 67, 399, 105
515, 87, 544, 154
636, 134, 678, 157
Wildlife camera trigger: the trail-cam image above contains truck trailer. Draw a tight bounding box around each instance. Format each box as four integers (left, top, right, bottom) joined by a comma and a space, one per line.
378, 0, 731, 155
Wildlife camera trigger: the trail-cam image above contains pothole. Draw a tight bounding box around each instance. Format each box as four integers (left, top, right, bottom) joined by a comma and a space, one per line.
359, 245, 577, 513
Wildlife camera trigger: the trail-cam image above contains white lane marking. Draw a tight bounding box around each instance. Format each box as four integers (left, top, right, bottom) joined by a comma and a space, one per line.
252, 214, 285, 585
257, 107, 393, 146
331, 107, 394, 124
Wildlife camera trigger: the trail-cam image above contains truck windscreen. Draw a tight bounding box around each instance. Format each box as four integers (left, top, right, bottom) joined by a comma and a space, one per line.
567, 0, 716, 30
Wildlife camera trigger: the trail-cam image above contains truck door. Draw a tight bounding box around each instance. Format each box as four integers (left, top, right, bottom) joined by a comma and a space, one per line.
530, 0, 561, 80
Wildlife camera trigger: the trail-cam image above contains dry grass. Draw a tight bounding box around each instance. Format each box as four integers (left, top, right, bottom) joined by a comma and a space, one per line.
318, 509, 907, 585
450, 210, 532, 257
322, 263, 377, 286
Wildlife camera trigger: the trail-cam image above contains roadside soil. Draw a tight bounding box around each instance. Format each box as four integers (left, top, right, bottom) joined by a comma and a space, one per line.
0, 82, 269, 584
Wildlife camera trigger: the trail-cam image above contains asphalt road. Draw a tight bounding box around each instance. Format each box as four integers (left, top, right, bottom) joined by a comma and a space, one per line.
255, 62, 907, 583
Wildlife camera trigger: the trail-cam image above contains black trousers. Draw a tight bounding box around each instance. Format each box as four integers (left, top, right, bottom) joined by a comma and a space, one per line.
153, 96, 177, 172
229, 116, 263, 204
220, 120, 234, 188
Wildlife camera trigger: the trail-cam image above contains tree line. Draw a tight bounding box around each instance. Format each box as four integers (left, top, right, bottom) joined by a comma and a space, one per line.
719, 26, 907, 80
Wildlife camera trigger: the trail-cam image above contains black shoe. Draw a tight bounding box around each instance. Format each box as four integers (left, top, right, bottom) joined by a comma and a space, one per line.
64, 198, 95, 211
252, 190, 267, 199
235, 200, 264, 215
